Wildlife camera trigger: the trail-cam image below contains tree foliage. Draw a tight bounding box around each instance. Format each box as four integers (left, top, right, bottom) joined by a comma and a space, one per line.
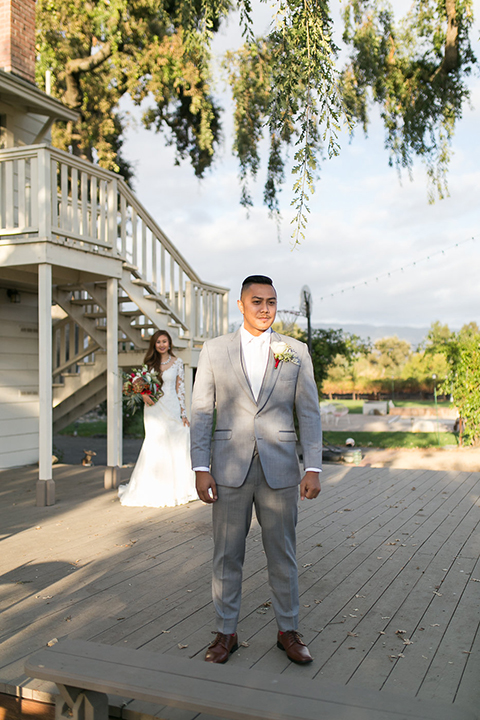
226, 1, 343, 242
322, 321, 480, 424
424, 320, 453, 348
300, 327, 351, 392
439, 328, 480, 445
341, 0, 476, 201
36, 0, 229, 180
273, 323, 353, 392
372, 335, 412, 375
36, 0, 477, 232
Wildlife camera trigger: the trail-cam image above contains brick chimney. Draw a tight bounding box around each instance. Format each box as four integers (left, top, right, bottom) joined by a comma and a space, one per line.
0, 0, 36, 83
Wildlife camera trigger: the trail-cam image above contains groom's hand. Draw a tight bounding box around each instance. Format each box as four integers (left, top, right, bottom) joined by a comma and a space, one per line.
195, 471, 218, 503
300, 471, 321, 500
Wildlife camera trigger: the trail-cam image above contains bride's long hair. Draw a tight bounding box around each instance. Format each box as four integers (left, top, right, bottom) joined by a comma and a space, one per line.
143, 330, 176, 377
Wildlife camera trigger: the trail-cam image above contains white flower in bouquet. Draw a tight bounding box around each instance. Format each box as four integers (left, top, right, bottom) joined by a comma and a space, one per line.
123, 364, 163, 413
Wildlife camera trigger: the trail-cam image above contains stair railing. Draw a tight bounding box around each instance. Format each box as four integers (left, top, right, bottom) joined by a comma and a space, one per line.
0, 144, 229, 341
52, 313, 100, 384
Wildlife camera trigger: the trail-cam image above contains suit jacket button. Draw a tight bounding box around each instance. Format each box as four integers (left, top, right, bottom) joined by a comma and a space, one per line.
251, 435, 256, 441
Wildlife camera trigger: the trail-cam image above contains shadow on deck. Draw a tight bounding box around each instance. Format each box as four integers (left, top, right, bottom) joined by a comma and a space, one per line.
0, 462, 479, 719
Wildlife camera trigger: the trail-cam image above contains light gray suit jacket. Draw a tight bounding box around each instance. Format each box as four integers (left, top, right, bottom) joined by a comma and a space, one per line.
190, 329, 322, 488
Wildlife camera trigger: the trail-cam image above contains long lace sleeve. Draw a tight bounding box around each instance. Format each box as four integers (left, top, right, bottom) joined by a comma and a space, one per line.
175, 359, 188, 420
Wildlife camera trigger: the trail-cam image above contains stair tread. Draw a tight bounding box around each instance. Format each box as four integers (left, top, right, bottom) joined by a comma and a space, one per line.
131, 278, 153, 288
68, 299, 95, 306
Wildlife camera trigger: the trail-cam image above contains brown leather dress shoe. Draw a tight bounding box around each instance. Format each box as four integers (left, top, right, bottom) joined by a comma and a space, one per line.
277, 630, 313, 664
205, 632, 239, 663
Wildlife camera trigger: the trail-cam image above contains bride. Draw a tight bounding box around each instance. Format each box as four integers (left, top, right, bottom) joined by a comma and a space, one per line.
118, 330, 197, 508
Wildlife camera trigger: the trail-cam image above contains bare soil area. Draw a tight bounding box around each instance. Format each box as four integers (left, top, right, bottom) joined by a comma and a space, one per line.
359, 446, 480, 472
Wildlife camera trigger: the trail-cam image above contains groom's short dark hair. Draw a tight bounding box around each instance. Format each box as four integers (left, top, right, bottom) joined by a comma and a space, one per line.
241, 275, 274, 297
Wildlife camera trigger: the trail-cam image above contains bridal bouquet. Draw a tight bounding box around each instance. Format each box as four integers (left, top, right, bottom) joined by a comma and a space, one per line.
123, 365, 163, 413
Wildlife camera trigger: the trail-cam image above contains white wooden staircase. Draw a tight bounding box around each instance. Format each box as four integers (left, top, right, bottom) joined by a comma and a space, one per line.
0, 143, 228, 501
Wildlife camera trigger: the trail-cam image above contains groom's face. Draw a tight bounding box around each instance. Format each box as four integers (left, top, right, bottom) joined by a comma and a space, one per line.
238, 283, 277, 336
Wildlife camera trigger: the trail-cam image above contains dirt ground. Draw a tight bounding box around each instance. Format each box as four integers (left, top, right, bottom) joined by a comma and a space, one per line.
357, 446, 480, 472
323, 409, 480, 472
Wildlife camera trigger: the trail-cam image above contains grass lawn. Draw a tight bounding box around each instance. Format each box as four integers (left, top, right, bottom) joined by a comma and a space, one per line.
321, 399, 454, 414
59, 416, 145, 438
324, 431, 458, 449
392, 399, 453, 409
321, 400, 363, 413
61, 422, 457, 450
59, 420, 108, 436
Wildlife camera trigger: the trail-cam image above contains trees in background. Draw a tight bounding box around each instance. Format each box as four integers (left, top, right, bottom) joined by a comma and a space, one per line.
301, 328, 350, 394
371, 336, 412, 380
322, 321, 468, 398
429, 322, 480, 445
324, 334, 372, 399
276, 324, 370, 396
36, 0, 477, 239
273, 320, 479, 444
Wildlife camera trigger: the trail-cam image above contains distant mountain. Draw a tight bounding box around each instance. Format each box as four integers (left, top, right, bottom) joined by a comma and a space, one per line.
310, 323, 431, 348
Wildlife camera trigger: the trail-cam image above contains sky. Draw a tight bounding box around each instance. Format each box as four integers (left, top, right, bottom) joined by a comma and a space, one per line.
119, 1, 480, 336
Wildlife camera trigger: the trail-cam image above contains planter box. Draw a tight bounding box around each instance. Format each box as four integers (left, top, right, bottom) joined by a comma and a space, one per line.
362, 401, 388, 415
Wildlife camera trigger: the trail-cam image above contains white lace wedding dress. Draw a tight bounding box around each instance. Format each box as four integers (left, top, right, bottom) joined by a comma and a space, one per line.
118, 358, 197, 508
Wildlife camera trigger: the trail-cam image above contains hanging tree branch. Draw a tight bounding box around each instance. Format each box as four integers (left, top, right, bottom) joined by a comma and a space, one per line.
36, 0, 477, 239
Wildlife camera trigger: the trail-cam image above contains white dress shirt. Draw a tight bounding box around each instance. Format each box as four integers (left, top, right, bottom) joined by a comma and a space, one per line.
241, 325, 272, 400
193, 324, 320, 474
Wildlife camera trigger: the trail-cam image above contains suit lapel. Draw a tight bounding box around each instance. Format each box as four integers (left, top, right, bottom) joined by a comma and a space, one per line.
227, 329, 257, 404
256, 331, 281, 411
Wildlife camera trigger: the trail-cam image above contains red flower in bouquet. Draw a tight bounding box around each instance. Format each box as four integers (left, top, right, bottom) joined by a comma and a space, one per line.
123, 365, 163, 413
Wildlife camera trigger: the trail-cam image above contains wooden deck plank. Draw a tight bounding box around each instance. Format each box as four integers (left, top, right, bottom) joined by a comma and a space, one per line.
1, 463, 479, 719
335, 526, 479, 703
389, 556, 478, 700
24, 640, 476, 720
452, 557, 480, 715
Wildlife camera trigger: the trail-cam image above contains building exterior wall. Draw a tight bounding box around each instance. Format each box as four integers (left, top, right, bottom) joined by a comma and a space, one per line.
0, 100, 52, 147
0, 0, 36, 83
0, 287, 39, 469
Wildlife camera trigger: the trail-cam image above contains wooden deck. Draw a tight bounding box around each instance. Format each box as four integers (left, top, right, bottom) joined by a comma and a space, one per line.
0, 462, 479, 719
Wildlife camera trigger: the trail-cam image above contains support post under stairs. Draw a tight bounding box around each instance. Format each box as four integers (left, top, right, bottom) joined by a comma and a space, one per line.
37, 263, 55, 506
104, 278, 122, 489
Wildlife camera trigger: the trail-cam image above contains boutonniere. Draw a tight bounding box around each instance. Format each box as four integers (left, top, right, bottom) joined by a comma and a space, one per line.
271, 341, 300, 369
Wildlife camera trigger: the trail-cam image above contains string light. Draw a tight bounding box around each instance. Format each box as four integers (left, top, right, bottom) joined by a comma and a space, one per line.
319, 236, 477, 302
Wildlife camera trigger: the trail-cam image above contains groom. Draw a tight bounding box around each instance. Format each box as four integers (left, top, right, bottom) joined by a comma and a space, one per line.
190, 275, 322, 664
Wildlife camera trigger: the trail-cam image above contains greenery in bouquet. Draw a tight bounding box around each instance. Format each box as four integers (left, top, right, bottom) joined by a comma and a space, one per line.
123, 365, 163, 414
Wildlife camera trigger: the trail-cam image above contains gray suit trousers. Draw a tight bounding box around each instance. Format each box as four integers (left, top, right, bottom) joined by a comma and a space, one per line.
212, 450, 299, 634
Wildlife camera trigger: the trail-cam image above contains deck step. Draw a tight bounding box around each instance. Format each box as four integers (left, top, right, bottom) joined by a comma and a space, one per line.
120, 309, 143, 317
131, 278, 153, 289
68, 298, 96, 306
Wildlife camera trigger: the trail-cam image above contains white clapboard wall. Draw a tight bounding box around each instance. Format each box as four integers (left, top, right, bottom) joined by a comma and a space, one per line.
0, 288, 39, 468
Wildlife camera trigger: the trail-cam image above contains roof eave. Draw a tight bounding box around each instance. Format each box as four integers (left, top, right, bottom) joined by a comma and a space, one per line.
0, 69, 79, 122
